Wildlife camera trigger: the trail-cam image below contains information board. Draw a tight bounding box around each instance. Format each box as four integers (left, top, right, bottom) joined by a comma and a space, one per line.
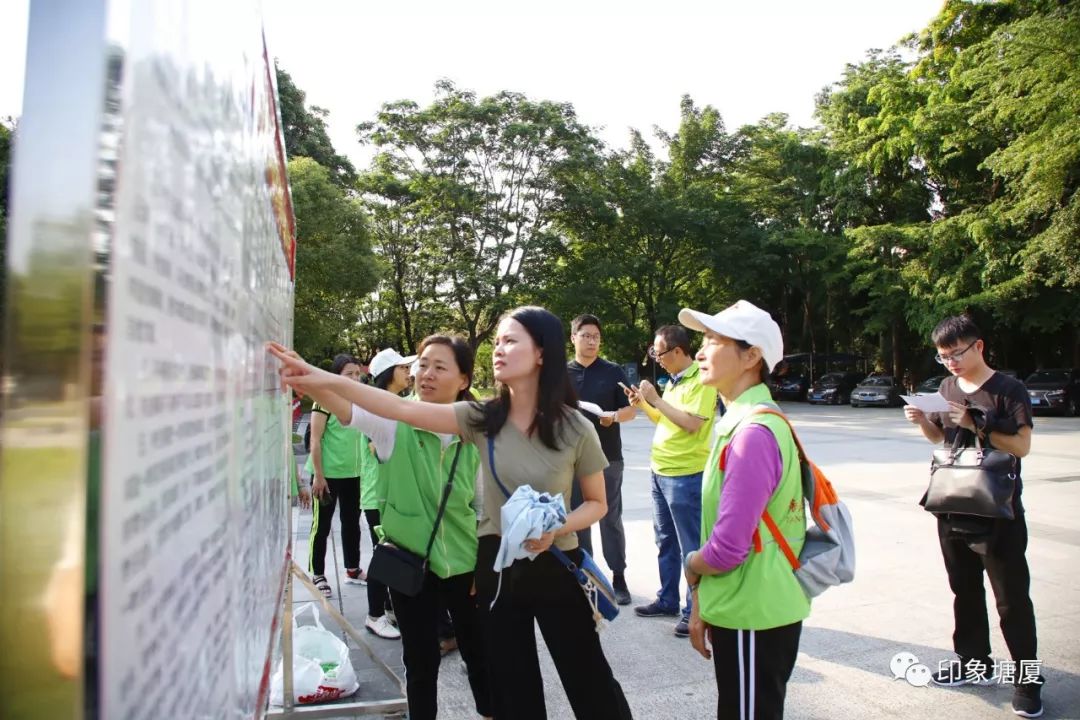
95, 3, 294, 719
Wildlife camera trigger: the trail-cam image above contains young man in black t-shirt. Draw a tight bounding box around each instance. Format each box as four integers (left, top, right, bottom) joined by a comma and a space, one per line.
904, 316, 1044, 718
567, 314, 637, 606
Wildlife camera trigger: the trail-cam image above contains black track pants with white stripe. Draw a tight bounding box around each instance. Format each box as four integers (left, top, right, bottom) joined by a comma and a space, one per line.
710, 621, 802, 720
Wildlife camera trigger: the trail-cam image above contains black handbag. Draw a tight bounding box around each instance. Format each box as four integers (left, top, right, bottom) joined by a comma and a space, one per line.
367, 442, 463, 597
922, 430, 1018, 519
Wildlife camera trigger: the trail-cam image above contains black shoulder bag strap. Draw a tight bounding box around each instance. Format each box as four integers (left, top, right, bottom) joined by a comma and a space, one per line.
421, 440, 464, 561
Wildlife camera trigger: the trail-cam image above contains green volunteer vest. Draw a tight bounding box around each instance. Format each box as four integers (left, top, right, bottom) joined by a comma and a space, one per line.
378, 423, 480, 579
359, 433, 383, 511
304, 405, 363, 478
698, 383, 811, 630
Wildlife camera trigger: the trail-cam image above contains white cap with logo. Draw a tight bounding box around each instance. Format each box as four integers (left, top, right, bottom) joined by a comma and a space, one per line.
678, 300, 784, 373
369, 348, 418, 380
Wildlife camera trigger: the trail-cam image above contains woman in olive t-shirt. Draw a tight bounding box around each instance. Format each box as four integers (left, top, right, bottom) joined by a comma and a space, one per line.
270, 306, 633, 720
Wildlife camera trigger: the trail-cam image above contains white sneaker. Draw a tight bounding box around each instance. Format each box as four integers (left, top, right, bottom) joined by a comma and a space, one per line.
385, 609, 398, 628
365, 614, 401, 639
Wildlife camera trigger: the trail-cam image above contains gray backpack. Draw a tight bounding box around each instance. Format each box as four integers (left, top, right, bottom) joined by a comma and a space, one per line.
733, 406, 856, 598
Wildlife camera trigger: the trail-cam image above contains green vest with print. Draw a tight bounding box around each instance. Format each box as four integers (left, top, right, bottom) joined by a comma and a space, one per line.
304, 405, 363, 478
698, 383, 811, 630
378, 423, 480, 579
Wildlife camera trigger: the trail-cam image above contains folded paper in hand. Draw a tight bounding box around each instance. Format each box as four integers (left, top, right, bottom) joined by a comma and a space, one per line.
578, 401, 615, 419
901, 392, 951, 413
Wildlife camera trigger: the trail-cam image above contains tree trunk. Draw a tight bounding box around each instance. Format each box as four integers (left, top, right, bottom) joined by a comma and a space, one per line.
891, 320, 901, 379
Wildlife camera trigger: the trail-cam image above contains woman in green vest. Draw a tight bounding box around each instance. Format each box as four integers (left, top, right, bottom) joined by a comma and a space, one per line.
299, 336, 492, 720
304, 354, 367, 599
359, 348, 416, 640
679, 300, 810, 720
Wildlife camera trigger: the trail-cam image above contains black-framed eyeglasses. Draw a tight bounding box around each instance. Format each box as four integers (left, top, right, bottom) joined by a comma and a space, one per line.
648, 345, 674, 360
934, 338, 979, 365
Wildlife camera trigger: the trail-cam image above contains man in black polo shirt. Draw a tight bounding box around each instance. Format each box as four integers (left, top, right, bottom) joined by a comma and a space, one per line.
568, 314, 637, 605
904, 315, 1043, 718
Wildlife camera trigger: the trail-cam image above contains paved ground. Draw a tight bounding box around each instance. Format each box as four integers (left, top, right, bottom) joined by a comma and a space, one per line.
285, 403, 1080, 719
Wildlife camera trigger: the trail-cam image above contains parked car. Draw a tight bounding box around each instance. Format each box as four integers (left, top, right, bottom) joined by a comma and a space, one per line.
807, 372, 864, 405
774, 373, 811, 401
850, 375, 904, 408
915, 375, 947, 395
1024, 368, 1080, 416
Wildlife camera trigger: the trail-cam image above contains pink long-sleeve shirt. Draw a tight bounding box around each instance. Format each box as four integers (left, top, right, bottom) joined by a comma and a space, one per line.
699, 423, 783, 572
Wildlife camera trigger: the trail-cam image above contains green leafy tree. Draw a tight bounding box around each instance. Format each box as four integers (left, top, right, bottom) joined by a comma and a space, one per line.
950, 6, 1080, 291
730, 114, 850, 357
548, 98, 756, 370
276, 65, 356, 188
816, 50, 932, 373
351, 153, 459, 356
357, 80, 599, 348
289, 157, 378, 359
871, 1, 1080, 365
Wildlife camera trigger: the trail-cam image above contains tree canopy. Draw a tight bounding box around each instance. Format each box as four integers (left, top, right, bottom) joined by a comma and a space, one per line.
280, 0, 1080, 377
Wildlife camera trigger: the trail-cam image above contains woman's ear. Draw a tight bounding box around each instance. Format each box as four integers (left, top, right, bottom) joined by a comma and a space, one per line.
746, 346, 763, 371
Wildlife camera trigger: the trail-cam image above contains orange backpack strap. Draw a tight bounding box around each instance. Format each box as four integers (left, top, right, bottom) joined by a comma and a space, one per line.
746, 406, 802, 569
762, 509, 800, 570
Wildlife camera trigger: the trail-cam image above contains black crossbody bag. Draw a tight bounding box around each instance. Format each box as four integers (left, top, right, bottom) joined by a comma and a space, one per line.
366, 442, 463, 597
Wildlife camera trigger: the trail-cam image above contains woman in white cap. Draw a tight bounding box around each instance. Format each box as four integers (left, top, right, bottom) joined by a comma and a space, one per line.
360, 348, 416, 639
677, 300, 810, 720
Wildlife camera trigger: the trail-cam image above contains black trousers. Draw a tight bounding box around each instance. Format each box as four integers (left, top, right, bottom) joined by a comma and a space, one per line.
474, 535, 632, 720
937, 513, 1039, 663
308, 476, 361, 575
571, 460, 627, 573
710, 621, 802, 720
389, 570, 491, 720
363, 508, 393, 618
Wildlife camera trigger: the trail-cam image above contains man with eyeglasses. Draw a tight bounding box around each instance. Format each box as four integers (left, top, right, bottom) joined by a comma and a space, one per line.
567, 314, 638, 605
904, 315, 1044, 719
624, 325, 718, 637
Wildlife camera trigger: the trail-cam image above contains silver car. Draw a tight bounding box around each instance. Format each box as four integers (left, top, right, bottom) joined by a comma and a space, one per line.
850, 375, 903, 408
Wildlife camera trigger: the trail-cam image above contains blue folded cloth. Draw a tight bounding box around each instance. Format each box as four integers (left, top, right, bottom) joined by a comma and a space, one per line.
493, 484, 567, 571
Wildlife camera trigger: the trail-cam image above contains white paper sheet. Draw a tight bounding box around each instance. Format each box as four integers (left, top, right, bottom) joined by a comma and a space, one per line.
578, 400, 615, 419
901, 392, 952, 413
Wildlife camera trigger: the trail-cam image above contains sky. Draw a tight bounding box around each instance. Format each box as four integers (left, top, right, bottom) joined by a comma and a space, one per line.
1, 0, 944, 169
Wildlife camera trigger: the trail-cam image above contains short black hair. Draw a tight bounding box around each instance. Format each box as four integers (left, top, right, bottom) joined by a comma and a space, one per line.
655, 325, 692, 356
372, 365, 398, 390
931, 315, 981, 349
571, 314, 602, 335
417, 334, 475, 401
330, 353, 360, 375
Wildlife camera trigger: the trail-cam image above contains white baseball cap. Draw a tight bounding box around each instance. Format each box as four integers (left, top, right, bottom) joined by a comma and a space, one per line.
369, 348, 418, 380
678, 300, 784, 373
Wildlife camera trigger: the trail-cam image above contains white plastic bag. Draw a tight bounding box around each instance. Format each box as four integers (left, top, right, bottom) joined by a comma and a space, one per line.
270, 603, 360, 705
